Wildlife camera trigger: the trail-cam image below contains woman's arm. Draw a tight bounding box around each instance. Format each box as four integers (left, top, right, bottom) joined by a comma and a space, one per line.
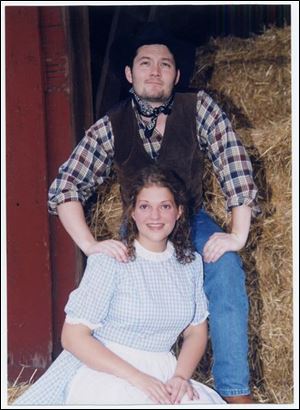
62, 322, 139, 380
165, 320, 208, 404
61, 322, 171, 404
174, 320, 208, 380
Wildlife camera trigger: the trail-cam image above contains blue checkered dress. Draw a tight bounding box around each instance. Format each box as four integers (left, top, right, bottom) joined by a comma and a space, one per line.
14, 242, 208, 405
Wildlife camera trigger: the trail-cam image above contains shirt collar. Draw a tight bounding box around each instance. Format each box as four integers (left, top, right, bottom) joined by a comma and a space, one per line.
134, 239, 174, 262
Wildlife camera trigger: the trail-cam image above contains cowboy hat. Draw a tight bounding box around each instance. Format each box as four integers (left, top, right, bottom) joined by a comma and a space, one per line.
110, 22, 195, 90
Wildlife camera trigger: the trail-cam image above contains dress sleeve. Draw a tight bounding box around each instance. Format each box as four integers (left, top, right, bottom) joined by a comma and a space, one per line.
64, 253, 116, 330
190, 253, 209, 326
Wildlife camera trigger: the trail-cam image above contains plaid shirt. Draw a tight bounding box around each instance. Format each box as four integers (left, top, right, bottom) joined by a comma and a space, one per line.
48, 90, 258, 215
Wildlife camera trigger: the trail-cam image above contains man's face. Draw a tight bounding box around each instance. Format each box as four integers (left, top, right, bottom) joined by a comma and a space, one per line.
125, 44, 180, 105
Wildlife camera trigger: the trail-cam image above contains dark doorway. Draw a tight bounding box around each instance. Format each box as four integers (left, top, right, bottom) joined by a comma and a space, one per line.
87, 4, 290, 120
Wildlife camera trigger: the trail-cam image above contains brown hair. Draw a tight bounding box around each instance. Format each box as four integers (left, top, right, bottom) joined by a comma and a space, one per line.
121, 165, 195, 264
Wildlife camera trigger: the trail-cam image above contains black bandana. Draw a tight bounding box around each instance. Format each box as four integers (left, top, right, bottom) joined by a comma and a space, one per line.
130, 88, 174, 139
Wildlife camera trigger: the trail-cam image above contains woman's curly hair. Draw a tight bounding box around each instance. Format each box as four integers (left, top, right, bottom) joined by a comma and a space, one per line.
121, 165, 195, 264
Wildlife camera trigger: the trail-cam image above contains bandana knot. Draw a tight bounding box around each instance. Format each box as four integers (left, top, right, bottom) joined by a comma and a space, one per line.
130, 88, 174, 139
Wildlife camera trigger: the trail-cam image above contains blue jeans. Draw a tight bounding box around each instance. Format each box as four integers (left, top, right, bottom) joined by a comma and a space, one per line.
192, 209, 250, 397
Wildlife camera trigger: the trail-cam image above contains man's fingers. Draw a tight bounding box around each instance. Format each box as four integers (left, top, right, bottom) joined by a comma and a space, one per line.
98, 240, 129, 262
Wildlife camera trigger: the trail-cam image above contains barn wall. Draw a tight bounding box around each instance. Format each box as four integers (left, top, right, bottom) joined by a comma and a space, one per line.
6, 6, 53, 382
6, 6, 85, 383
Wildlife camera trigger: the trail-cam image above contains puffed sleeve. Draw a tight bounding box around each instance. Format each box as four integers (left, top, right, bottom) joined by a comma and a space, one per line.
190, 253, 209, 325
64, 253, 116, 330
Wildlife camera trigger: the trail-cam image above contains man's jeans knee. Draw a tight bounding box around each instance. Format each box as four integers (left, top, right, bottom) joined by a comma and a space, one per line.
192, 209, 250, 396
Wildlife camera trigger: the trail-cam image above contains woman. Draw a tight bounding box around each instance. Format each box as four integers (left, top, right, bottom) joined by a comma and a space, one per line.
14, 165, 225, 405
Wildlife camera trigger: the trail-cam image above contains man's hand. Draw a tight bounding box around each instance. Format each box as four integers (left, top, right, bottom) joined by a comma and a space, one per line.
203, 205, 252, 263
85, 239, 129, 262
203, 232, 246, 263
165, 376, 199, 404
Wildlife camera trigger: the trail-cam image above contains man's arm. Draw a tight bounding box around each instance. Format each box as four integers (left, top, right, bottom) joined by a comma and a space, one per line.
57, 201, 128, 261
203, 204, 251, 263
49, 117, 129, 262
196, 91, 258, 262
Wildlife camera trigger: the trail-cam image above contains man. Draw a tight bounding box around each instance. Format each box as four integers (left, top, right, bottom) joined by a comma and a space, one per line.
48, 22, 259, 403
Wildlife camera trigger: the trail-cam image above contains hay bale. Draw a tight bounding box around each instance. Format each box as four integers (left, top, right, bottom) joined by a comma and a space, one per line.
192, 25, 292, 403
246, 122, 292, 404
191, 26, 291, 128
201, 120, 292, 403
86, 176, 122, 240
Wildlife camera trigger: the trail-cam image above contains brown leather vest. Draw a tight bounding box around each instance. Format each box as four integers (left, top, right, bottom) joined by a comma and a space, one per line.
108, 93, 204, 213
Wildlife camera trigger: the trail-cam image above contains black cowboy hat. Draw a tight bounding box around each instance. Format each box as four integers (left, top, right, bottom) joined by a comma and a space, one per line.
110, 22, 196, 90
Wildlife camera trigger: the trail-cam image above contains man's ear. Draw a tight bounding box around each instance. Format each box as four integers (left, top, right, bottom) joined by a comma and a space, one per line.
125, 66, 133, 84
175, 69, 180, 86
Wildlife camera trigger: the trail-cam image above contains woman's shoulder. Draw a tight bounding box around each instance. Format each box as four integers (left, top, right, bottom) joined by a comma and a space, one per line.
194, 251, 203, 264
86, 253, 133, 275
77, 253, 122, 289
179, 250, 202, 266
87, 252, 115, 262
86, 252, 120, 274
188, 251, 204, 273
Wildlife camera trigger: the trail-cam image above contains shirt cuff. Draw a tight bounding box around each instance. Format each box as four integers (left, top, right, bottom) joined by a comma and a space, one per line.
190, 310, 209, 326
65, 314, 103, 330
48, 193, 85, 215
227, 196, 261, 217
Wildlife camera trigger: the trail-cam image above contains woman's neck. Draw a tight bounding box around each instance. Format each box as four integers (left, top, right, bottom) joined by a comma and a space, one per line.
135, 237, 168, 253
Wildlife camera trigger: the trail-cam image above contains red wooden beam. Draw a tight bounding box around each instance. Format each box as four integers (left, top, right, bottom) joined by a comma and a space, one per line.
6, 5, 82, 383
39, 6, 82, 359
6, 6, 53, 383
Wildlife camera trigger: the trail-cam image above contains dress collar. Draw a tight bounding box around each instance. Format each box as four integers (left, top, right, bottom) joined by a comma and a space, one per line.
134, 240, 174, 262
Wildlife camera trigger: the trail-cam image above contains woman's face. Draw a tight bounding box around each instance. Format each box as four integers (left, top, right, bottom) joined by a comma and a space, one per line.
131, 184, 182, 252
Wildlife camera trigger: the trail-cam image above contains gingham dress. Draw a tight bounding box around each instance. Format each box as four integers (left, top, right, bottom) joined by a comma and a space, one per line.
14, 242, 224, 405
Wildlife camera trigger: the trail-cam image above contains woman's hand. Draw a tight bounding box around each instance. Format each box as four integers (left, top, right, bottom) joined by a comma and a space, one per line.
165, 375, 199, 404
85, 239, 129, 262
130, 372, 172, 404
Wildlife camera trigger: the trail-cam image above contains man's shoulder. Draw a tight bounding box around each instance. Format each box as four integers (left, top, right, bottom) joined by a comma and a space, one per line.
85, 97, 131, 134
107, 97, 131, 117
173, 91, 202, 114
175, 90, 198, 98
175, 90, 210, 105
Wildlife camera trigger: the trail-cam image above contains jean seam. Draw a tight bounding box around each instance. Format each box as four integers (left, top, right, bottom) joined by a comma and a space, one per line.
217, 388, 251, 396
